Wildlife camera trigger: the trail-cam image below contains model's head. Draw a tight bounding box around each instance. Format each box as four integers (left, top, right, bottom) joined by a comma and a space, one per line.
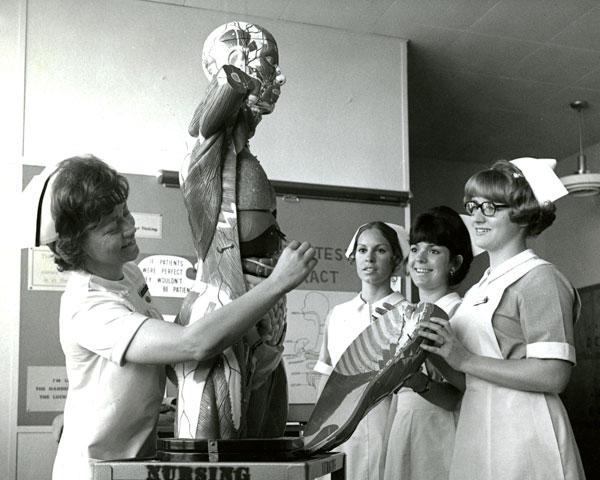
463, 160, 557, 236
346, 221, 407, 275
202, 21, 285, 114
404, 206, 473, 287
48, 155, 130, 272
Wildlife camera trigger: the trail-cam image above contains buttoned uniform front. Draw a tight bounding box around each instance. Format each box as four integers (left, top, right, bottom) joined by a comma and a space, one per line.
382, 292, 462, 480
449, 249, 585, 480
52, 262, 166, 480
314, 291, 406, 480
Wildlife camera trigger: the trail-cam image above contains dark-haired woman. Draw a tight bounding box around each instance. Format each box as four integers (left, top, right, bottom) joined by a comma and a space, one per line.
383, 206, 473, 480
28, 156, 317, 480
314, 221, 409, 480
420, 159, 585, 479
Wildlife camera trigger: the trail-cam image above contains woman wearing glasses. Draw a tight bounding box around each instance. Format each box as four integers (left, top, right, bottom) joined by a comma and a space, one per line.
419, 158, 585, 479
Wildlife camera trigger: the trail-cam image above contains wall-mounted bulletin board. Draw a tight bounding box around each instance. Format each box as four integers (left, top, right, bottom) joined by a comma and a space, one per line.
561, 283, 600, 477
19, 166, 410, 426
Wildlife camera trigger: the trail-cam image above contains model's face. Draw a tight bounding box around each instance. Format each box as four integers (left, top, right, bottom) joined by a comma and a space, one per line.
469, 196, 522, 254
354, 228, 395, 286
408, 242, 452, 292
202, 22, 285, 115
81, 203, 138, 280
246, 50, 285, 116
247, 45, 283, 86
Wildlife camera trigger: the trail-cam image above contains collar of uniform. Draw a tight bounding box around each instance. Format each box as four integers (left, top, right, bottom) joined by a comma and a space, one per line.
75, 264, 135, 295
348, 293, 368, 313
355, 291, 404, 312
435, 291, 461, 313
90, 274, 130, 294
483, 249, 538, 286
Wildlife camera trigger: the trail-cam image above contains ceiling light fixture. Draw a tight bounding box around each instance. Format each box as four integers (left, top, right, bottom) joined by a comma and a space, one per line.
560, 100, 600, 197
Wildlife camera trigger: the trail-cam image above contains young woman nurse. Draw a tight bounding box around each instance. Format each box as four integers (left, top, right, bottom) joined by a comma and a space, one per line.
22, 156, 318, 480
314, 221, 409, 480
383, 205, 473, 480
420, 158, 585, 479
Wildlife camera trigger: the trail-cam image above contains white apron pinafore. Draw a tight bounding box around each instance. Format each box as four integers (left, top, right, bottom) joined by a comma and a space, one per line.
449, 251, 585, 480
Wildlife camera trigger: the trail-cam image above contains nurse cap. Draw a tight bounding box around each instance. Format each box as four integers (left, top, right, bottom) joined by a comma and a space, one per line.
345, 223, 410, 260
509, 157, 568, 204
21, 163, 61, 247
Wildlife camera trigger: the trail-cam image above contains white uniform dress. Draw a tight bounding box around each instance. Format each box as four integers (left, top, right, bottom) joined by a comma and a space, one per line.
52, 263, 166, 480
449, 249, 585, 480
314, 291, 406, 480
382, 292, 462, 480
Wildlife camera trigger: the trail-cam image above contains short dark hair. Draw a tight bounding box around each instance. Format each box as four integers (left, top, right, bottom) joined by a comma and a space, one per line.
347, 221, 405, 273
404, 206, 473, 286
463, 160, 556, 236
47, 155, 129, 272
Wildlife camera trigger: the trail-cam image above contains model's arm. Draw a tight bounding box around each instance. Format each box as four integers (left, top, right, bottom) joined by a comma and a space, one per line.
419, 317, 572, 394
189, 65, 259, 138
125, 241, 317, 364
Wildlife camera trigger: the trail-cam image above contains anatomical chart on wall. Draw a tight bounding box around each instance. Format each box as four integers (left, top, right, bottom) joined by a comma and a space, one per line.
282, 289, 355, 404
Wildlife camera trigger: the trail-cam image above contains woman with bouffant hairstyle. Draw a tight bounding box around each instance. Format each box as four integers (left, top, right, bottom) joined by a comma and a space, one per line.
384, 206, 473, 480
48, 156, 129, 272
419, 158, 585, 480
463, 159, 557, 236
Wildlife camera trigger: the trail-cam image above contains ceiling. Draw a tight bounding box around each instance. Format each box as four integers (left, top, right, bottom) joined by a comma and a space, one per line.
154, 0, 600, 165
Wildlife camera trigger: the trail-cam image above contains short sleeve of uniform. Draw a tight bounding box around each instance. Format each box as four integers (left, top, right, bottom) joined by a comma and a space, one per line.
495, 264, 578, 364
72, 292, 149, 367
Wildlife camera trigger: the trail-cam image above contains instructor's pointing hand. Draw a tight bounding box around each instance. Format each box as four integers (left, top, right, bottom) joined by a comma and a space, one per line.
269, 240, 318, 293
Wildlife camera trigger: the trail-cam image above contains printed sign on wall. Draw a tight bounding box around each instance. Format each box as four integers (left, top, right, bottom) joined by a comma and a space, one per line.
26, 366, 68, 412
132, 212, 163, 239
137, 254, 195, 298
27, 247, 70, 291
283, 289, 356, 404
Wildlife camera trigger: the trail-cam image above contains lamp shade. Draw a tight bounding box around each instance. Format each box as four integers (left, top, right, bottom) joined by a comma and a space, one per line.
561, 172, 600, 197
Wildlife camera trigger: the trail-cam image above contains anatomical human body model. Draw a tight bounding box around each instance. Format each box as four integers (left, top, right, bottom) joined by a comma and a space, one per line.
174, 21, 288, 439
152, 300, 443, 464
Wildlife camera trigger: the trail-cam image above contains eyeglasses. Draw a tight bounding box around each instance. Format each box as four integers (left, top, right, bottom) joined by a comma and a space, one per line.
464, 201, 509, 217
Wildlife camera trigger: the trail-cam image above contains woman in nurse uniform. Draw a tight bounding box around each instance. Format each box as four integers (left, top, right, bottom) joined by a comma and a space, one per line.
314, 221, 409, 480
420, 158, 585, 480
383, 206, 473, 480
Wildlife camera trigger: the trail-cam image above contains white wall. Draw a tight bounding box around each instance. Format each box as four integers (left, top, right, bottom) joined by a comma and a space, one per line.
2, 1, 409, 478
20, 0, 409, 190
0, 0, 25, 478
